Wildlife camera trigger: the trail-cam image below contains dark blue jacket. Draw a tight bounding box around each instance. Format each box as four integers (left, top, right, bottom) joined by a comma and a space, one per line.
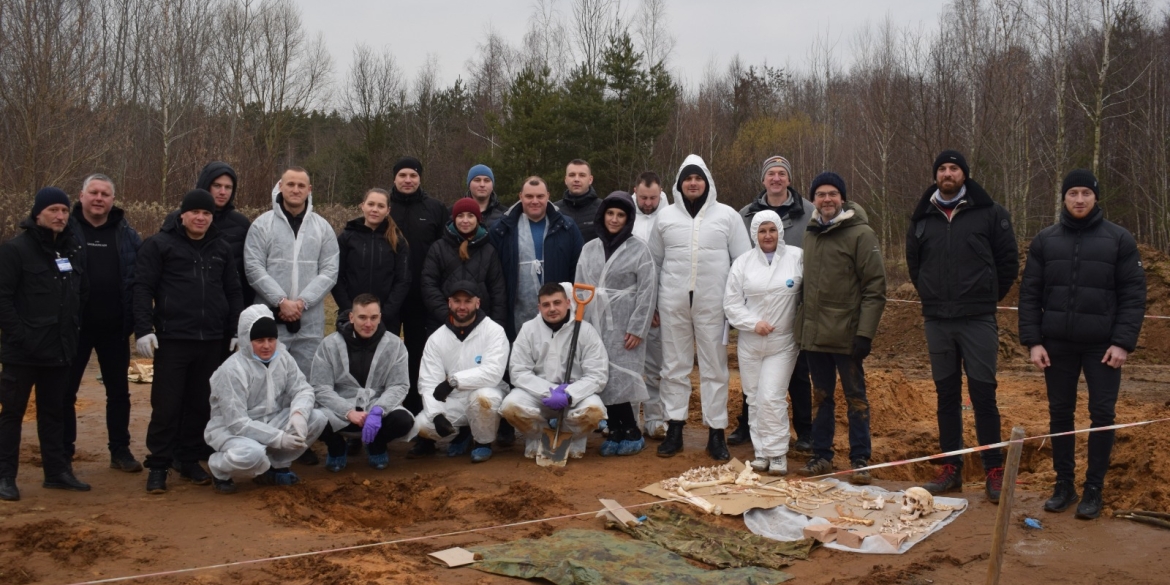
488, 202, 583, 339
69, 204, 142, 336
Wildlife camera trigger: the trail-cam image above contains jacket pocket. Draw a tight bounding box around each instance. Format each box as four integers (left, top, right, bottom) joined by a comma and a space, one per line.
961, 235, 995, 300
19, 314, 59, 360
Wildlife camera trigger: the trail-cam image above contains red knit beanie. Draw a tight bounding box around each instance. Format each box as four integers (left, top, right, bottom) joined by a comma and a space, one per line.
452, 198, 483, 224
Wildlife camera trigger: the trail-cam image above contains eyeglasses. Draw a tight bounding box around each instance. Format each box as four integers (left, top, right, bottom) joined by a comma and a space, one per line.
814, 190, 841, 198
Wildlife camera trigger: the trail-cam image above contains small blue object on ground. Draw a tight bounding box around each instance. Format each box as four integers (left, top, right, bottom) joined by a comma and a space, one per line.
1024, 518, 1042, 529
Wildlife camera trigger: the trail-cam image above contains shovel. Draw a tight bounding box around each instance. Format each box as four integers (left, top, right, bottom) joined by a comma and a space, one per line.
536, 283, 596, 467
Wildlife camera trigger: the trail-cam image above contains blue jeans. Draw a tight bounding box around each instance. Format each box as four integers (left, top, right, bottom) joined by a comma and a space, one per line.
807, 351, 871, 463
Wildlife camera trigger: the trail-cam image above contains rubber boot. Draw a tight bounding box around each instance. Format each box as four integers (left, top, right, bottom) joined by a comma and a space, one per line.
657, 420, 685, 457
706, 428, 730, 461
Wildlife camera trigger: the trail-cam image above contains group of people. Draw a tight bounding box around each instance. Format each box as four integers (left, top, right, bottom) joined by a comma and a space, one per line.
0, 150, 1145, 522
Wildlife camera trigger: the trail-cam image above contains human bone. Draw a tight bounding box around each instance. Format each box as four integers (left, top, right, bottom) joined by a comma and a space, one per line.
901, 487, 934, 520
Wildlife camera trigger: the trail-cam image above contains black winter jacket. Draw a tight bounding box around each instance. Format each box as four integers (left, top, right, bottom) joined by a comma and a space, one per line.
906, 178, 1019, 319
389, 188, 448, 305
163, 162, 254, 305
332, 217, 411, 333
1018, 206, 1146, 352
133, 221, 243, 341
464, 192, 506, 228
420, 223, 507, 327
69, 204, 142, 336
555, 186, 601, 244
0, 219, 88, 366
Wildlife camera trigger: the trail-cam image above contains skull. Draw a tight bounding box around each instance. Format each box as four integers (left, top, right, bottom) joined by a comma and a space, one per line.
901, 487, 934, 520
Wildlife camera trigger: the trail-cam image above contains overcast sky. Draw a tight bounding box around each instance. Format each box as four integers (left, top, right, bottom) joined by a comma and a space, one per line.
298, 0, 947, 90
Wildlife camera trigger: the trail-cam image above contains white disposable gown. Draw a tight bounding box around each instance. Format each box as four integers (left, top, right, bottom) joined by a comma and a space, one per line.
575, 235, 656, 405
723, 211, 803, 458
244, 185, 340, 375
631, 188, 671, 435
501, 312, 608, 454
417, 314, 511, 445
648, 155, 751, 429
308, 328, 418, 440
205, 305, 329, 480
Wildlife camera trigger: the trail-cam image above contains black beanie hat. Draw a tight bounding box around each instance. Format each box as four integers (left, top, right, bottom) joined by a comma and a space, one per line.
31, 187, 71, 219
809, 172, 847, 201
675, 164, 708, 195
1061, 169, 1099, 199
393, 156, 423, 176
180, 189, 216, 214
250, 316, 279, 341
933, 149, 970, 179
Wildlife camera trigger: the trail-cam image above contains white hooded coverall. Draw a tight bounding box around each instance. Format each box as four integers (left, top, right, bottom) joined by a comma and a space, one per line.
308, 327, 418, 439
723, 210, 803, 458
574, 233, 656, 406
631, 189, 671, 435
648, 155, 752, 429
205, 305, 329, 480
244, 186, 340, 375
501, 312, 609, 454
416, 314, 511, 445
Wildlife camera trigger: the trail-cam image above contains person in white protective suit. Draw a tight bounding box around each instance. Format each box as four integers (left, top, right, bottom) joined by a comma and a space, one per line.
309, 294, 418, 473
244, 167, 340, 377
723, 210, 803, 476
204, 305, 329, 494
631, 172, 671, 439
648, 155, 752, 460
575, 191, 657, 456
414, 281, 511, 463
500, 282, 609, 459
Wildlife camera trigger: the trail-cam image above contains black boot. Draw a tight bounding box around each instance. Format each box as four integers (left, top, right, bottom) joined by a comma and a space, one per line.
496, 420, 517, 448
407, 438, 437, 458
1043, 480, 1079, 513
1075, 485, 1103, 520
706, 428, 730, 461
657, 421, 685, 457
43, 471, 91, 492
0, 477, 19, 501
146, 468, 168, 494
728, 399, 750, 445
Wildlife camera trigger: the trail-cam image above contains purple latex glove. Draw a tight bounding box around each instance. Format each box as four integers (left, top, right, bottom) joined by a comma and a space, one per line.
542, 383, 571, 410
362, 406, 384, 444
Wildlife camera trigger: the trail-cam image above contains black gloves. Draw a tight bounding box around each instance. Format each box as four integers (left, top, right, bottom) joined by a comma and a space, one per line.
433, 414, 455, 437
852, 335, 872, 361
433, 380, 455, 402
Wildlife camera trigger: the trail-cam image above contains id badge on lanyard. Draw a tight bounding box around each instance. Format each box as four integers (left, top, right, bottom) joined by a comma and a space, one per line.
56, 255, 73, 273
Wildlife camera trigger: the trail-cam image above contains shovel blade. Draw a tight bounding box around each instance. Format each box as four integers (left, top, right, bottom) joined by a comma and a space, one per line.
536, 426, 570, 467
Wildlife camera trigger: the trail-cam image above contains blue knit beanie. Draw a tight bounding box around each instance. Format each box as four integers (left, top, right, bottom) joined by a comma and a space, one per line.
466, 164, 495, 187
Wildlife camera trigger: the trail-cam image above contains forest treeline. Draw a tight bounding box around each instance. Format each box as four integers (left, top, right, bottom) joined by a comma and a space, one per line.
2, 0, 1168, 253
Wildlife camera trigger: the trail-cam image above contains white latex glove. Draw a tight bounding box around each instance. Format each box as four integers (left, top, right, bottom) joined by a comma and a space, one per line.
275, 431, 306, 451
136, 333, 158, 358
229, 337, 239, 351
287, 411, 308, 440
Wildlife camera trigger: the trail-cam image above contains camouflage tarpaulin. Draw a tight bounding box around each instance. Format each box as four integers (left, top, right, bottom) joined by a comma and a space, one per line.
470, 528, 793, 585
609, 504, 815, 570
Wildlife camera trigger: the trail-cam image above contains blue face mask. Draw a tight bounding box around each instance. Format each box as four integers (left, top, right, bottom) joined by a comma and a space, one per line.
251, 349, 278, 364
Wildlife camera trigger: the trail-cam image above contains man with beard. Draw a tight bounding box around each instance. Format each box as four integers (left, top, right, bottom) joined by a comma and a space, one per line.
413, 282, 510, 462
906, 150, 1018, 503
631, 172, 670, 439
554, 159, 601, 243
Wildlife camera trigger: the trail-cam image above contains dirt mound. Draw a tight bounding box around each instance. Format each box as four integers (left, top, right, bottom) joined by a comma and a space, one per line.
261, 474, 459, 532
478, 481, 569, 522
8, 520, 126, 565
266, 556, 358, 585
0, 563, 35, 585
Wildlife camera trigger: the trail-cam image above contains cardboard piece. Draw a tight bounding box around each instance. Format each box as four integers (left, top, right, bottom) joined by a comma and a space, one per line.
640, 458, 829, 516
837, 530, 865, 549
880, 532, 909, 548
427, 547, 480, 568
802, 524, 838, 543
596, 498, 642, 527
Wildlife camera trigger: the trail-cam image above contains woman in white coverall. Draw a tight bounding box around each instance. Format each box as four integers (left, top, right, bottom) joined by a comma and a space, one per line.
204, 305, 329, 493
723, 211, 803, 475
648, 155, 752, 460
575, 191, 657, 456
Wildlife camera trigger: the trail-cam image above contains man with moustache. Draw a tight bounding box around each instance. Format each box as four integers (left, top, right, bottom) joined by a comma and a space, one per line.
630, 172, 671, 439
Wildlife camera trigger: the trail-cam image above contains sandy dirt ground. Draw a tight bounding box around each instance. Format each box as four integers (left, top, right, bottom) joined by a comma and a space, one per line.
3, 246, 1170, 584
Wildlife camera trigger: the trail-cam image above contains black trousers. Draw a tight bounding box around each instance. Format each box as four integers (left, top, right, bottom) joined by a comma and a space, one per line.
0, 363, 72, 478
736, 349, 812, 440
1045, 346, 1120, 489
402, 307, 431, 416
143, 339, 222, 470
66, 327, 132, 456
320, 409, 415, 456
